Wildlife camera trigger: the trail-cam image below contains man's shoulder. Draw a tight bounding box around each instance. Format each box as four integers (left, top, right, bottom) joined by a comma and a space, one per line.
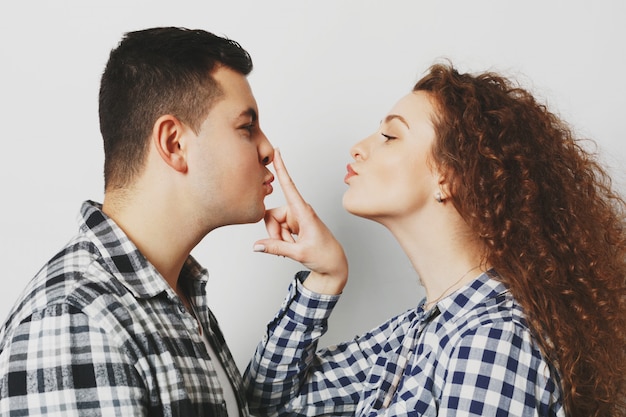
35, 235, 114, 300
1, 234, 123, 341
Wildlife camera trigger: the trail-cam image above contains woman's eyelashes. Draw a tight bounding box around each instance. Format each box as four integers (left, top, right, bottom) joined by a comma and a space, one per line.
381, 132, 397, 141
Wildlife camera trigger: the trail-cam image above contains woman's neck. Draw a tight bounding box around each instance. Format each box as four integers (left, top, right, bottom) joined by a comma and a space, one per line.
383, 208, 487, 306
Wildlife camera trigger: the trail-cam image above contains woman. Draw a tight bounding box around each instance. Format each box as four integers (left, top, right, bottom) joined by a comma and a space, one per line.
245, 63, 626, 416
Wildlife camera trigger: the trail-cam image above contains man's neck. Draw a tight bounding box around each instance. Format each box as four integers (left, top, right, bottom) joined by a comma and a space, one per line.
103, 190, 198, 292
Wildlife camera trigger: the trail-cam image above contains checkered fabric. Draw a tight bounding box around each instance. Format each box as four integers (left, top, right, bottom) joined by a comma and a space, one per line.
0, 201, 249, 417
244, 271, 565, 416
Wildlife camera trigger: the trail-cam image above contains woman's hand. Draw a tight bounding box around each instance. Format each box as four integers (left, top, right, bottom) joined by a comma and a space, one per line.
254, 149, 348, 295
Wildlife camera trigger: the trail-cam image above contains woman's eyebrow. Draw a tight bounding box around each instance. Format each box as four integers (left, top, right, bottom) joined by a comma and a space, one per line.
383, 114, 409, 128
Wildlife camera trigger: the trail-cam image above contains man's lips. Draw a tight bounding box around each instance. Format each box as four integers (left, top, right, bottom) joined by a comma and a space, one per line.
344, 164, 357, 183
264, 174, 275, 194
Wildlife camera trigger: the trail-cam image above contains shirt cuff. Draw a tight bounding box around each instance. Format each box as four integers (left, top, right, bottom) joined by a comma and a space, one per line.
280, 271, 341, 326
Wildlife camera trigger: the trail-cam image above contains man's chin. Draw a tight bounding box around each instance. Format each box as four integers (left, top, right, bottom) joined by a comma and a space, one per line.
242, 205, 266, 225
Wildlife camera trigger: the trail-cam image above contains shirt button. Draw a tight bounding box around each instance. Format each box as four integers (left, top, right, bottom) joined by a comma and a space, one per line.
179, 305, 186, 314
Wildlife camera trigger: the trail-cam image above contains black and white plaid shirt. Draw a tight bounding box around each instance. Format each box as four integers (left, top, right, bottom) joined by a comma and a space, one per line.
0, 201, 249, 416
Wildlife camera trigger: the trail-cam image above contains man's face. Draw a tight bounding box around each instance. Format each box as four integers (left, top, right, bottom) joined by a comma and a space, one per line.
186, 66, 274, 230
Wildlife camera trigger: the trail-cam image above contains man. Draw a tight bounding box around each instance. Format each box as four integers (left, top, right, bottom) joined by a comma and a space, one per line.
0, 27, 275, 416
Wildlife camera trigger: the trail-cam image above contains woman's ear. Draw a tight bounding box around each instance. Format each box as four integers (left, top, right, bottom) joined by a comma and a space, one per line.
435, 176, 452, 203
152, 114, 188, 173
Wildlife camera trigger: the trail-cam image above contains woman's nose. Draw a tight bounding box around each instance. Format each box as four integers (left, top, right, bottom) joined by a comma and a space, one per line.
350, 135, 371, 161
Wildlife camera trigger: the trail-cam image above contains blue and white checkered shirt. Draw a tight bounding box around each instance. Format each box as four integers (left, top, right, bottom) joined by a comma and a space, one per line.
245, 271, 564, 416
0, 201, 249, 416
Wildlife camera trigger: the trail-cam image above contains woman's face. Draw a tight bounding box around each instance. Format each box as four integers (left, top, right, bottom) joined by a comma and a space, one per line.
343, 91, 441, 222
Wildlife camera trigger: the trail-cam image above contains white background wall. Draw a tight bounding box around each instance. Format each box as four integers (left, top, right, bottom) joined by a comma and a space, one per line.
1, 0, 625, 372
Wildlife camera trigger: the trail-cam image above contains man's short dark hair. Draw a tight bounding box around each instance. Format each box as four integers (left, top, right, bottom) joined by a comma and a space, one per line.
99, 27, 253, 189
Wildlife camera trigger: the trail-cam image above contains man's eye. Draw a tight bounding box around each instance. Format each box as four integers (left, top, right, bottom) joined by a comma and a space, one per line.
241, 123, 254, 134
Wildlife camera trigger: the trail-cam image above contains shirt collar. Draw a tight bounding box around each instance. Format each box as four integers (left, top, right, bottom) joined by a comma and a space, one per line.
78, 200, 208, 299
425, 270, 508, 322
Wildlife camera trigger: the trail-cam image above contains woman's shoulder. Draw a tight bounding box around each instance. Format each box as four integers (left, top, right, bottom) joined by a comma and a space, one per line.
438, 272, 529, 334
439, 288, 540, 358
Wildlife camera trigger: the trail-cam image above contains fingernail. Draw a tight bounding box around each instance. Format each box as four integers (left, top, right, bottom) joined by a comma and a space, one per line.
253, 244, 265, 252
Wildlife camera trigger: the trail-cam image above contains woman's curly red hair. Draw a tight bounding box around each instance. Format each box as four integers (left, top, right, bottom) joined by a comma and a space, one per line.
414, 62, 626, 416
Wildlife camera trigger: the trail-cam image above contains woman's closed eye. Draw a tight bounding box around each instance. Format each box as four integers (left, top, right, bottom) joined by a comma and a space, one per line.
381, 132, 397, 141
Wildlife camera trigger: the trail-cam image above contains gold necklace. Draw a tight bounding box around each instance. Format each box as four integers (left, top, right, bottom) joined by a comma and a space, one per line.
424, 265, 481, 310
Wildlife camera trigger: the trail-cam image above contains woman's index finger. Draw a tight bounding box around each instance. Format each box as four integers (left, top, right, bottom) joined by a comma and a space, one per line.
273, 148, 306, 205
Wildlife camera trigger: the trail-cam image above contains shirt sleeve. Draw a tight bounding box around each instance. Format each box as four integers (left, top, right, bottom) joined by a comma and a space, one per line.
0, 302, 146, 416
438, 321, 560, 416
245, 272, 375, 417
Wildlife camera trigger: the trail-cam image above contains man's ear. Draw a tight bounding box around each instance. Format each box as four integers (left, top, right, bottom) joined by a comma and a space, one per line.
152, 114, 188, 173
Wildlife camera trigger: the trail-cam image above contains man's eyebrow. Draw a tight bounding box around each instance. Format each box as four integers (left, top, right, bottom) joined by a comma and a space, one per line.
383, 114, 409, 128
239, 107, 257, 122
